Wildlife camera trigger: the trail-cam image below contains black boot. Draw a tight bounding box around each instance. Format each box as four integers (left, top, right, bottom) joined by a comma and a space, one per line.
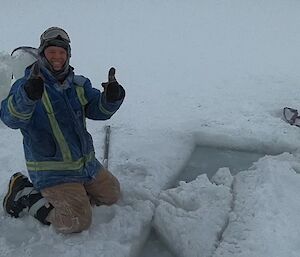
3, 172, 53, 225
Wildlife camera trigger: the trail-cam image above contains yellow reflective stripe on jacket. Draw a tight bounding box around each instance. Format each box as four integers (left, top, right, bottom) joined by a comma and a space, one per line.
75, 86, 88, 127
75, 82, 113, 116
42, 88, 72, 162
7, 95, 33, 120
75, 86, 88, 106
26, 151, 95, 171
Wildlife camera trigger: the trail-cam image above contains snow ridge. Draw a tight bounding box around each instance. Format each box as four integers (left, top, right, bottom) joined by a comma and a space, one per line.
212, 153, 300, 257
211, 168, 235, 255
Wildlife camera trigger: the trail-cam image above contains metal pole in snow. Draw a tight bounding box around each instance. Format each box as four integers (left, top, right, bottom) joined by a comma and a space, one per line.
103, 125, 111, 169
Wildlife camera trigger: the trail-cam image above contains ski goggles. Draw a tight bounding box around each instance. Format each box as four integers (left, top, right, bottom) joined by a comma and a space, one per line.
40, 27, 71, 43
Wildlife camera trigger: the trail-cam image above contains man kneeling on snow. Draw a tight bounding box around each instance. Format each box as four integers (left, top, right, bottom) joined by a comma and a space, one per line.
0, 27, 125, 233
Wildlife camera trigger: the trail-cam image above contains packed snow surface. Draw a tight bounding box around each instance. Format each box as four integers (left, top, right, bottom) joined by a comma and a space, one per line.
1, 1, 300, 257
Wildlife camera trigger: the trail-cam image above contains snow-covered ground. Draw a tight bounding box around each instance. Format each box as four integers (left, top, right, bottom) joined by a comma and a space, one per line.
1, 1, 300, 256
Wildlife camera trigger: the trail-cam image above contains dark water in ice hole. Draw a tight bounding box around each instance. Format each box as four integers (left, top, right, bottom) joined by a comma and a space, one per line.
139, 146, 265, 257
175, 146, 264, 185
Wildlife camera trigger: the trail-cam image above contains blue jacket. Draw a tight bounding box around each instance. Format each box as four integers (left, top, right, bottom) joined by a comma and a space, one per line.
0, 65, 125, 190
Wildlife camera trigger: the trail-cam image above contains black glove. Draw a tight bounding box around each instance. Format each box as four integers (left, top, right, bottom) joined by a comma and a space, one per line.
24, 77, 44, 101
105, 81, 122, 102
24, 63, 44, 101
102, 67, 124, 102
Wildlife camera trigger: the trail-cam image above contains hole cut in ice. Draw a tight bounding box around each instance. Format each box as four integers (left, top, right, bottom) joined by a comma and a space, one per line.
175, 145, 265, 185
140, 145, 267, 257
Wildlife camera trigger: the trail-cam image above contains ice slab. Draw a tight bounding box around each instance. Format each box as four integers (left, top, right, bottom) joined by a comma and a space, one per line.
153, 174, 233, 257
0, 53, 12, 104
142, 145, 265, 256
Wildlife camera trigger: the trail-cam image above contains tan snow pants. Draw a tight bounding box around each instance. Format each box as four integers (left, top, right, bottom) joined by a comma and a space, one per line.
41, 169, 120, 234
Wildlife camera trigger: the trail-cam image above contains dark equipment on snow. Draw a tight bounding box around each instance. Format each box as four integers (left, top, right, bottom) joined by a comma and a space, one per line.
283, 107, 300, 127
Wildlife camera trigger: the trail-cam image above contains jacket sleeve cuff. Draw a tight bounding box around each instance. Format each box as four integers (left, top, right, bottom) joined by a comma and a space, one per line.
99, 90, 124, 116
